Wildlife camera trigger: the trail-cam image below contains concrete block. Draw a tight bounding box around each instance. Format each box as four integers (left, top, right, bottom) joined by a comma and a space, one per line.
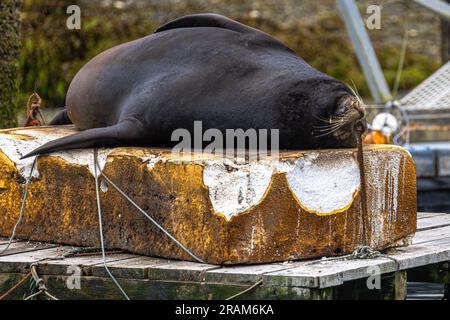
0, 126, 417, 264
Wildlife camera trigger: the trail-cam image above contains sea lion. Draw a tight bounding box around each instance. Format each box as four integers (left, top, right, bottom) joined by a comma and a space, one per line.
22, 13, 366, 159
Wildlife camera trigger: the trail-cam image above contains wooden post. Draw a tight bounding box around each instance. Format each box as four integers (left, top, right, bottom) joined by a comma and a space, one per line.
325, 271, 407, 300
394, 271, 407, 300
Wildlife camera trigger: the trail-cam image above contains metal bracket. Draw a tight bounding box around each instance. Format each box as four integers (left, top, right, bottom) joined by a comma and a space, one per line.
412, 0, 450, 20
337, 0, 392, 103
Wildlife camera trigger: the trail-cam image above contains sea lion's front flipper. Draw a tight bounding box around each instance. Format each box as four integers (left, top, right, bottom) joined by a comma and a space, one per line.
49, 109, 72, 125
20, 121, 142, 159
155, 13, 260, 34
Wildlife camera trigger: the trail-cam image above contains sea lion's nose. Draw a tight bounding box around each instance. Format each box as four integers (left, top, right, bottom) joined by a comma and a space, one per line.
339, 95, 365, 119
353, 102, 365, 118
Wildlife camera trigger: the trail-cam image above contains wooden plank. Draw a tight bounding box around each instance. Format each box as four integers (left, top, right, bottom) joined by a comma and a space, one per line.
0, 246, 71, 273
417, 212, 448, 220
0, 272, 258, 300
393, 239, 450, 270
0, 237, 11, 245
90, 256, 170, 279
264, 236, 450, 289
264, 257, 396, 289
0, 239, 18, 246
0, 241, 56, 257
417, 214, 450, 231
0, 244, 136, 278
205, 262, 302, 286
41, 253, 138, 277
412, 225, 450, 245
146, 261, 221, 282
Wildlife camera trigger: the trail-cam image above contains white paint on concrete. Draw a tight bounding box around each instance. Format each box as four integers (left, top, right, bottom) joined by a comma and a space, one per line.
365, 149, 404, 246
203, 159, 277, 220
0, 128, 112, 178
202, 153, 362, 220
143, 155, 163, 170
285, 153, 361, 215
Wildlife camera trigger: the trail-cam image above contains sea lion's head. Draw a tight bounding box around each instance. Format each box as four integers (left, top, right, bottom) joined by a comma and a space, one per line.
314, 91, 367, 148
280, 78, 367, 149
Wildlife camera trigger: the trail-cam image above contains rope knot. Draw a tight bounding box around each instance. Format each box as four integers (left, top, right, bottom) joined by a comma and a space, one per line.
351, 246, 381, 259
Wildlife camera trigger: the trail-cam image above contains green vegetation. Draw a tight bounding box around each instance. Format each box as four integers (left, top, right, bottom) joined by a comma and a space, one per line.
18, 0, 160, 112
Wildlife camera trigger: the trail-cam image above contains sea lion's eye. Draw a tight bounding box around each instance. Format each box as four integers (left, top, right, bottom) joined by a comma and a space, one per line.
333, 97, 348, 117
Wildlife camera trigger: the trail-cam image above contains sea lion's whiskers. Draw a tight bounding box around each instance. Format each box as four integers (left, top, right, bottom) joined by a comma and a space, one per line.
313, 120, 345, 129
313, 120, 347, 132
313, 111, 356, 137
313, 114, 334, 124
314, 114, 352, 131
346, 80, 366, 120
314, 122, 349, 137
313, 115, 347, 128
348, 80, 363, 103
314, 123, 344, 133
313, 114, 348, 124
314, 126, 345, 138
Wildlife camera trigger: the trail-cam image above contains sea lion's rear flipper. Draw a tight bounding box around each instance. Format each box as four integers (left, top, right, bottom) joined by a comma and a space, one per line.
49, 109, 72, 125
20, 121, 141, 159
155, 13, 259, 34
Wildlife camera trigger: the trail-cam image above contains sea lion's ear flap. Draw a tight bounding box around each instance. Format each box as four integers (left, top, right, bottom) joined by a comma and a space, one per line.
155, 13, 259, 34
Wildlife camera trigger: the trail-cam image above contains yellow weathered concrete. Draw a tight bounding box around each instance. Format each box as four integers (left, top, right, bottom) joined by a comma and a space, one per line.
0, 126, 417, 264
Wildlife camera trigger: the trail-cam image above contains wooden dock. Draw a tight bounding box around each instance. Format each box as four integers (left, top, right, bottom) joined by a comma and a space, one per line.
1, 212, 449, 300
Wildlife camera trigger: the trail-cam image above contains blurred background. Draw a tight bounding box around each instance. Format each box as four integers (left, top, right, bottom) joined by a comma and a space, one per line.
2, 0, 446, 125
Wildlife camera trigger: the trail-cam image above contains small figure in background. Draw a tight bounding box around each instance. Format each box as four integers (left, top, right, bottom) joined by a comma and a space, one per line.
24, 91, 46, 127
364, 112, 399, 145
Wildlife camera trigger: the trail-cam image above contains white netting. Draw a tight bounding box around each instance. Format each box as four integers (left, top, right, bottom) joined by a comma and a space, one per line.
400, 61, 450, 111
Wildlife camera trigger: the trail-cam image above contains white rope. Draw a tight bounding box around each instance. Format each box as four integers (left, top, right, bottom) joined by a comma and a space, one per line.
225, 279, 263, 300
23, 263, 59, 300
93, 150, 130, 300
0, 157, 37, 256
